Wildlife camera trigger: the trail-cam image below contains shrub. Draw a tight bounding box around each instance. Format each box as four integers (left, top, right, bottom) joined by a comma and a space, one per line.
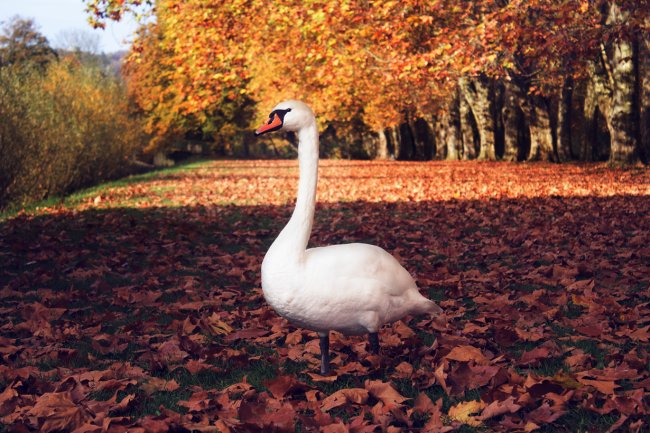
0, 56, 144, 209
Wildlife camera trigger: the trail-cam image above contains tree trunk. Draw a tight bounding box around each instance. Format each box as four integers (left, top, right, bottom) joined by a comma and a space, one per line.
494, 82, 505, 159
555, 77, 573, 162
580, 76, 601, 160
432, 114, 446, 160
386, 127, 398, 159
569, 79, 588, 160
501, 82, 521, 161
412, 118, 435, 160
520, 92, 556, 162
436, 96, 462, 160
640, 33, 650, 164
459, 90, 478, 160
376, 129, 389, 159
459, 76, 497, 160
360, 129, 378, 159
605, 2, 639, 165
397, 119, 415, 160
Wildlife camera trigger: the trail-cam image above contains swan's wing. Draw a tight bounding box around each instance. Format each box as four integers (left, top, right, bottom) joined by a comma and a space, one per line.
283, 274, 428, 333
304, 243, 416, 296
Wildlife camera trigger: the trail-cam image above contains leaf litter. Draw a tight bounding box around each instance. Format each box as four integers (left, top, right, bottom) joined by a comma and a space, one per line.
0, 160, 649, 432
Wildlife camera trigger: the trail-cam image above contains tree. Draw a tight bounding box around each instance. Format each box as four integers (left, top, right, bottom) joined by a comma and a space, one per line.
0, 16, 57, 68
86, 0, 649, 163
55, 29, 101, 55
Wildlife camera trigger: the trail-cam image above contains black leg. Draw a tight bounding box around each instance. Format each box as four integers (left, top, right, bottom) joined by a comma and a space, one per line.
369, 332, 379, 354
319, 333, 330, 375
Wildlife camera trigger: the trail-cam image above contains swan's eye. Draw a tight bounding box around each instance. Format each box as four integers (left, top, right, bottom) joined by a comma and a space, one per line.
274, 108, 292, 121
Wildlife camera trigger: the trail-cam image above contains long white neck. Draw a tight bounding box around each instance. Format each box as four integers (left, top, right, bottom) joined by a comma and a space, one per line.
269, 120, 319, 263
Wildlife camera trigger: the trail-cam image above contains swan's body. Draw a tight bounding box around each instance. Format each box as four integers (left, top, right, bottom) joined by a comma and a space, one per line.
263, 243, 436, 335
255, 100, 441, 373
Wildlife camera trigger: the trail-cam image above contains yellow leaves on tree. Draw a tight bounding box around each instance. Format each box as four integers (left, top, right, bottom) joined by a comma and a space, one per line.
91, 0, 649, 146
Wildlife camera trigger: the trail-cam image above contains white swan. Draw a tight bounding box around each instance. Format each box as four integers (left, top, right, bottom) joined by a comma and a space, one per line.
255, 100, 442, 374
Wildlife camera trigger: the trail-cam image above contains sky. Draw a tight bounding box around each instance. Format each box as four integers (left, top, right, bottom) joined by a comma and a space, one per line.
0, 0, 142, 53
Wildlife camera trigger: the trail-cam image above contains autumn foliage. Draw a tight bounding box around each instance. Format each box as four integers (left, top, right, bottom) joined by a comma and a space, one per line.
1, 161, 649, 431
0, 56, 144, 209
87, 0, 649, 163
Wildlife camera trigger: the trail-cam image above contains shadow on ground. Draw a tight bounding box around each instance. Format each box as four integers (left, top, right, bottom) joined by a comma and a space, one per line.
0, 195, 648, 431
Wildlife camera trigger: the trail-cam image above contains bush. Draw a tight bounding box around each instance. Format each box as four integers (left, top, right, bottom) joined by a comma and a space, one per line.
0, 56, 144, 209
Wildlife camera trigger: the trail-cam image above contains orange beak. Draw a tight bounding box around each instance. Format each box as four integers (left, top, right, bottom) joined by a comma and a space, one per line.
255, 113, 283, 136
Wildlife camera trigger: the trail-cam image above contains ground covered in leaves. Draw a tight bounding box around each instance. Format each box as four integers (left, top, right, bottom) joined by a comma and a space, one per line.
1, 160, 649, 433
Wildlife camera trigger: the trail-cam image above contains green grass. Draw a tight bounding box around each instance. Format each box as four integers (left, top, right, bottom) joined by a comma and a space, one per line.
516, 357, 568, 377
538, 408, 621, 433
0, 159, 212, 220
563, 339, 608, 369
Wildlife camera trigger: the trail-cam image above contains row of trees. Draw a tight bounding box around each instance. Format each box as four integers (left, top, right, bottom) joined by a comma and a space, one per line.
86, 0, 648, 164
0, 18, 144, 209
335, 66, 649, 163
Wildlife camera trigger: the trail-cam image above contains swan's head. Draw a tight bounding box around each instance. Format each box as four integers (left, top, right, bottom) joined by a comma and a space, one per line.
255, 100, 315, 136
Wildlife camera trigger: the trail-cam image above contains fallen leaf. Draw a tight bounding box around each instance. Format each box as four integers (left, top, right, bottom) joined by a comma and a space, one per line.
321, 388, 369, 411
448, 400, 486, 426
445, 345, 490, 365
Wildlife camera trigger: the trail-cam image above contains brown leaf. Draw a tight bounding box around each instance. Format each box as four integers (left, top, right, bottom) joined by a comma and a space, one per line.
629, 325, 650, 342
518, 347, 550, 366
321, 423, 349, 433
306, 372, 338, 382
480, 397, 521, 420
575, 376, 618, 395
364, 380, 409, 409
141, 378, 180, 395
526, 402, 566, 424
224, 327, 269, 342
139, 417, 171, 433
285, 330, 302, 345
393, 361, 414, 379
28, 392, 90, 433
0, 386, 18, 417
321, 388, 369, 411
444, 345, 490, 365
412, 392, 436, 415
434, 362, 449, 395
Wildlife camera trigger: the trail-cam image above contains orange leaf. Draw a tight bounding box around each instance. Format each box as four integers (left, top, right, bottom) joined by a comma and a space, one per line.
321, 388, 369, 411
364, 380, 409, 409
445, 346, 490, 365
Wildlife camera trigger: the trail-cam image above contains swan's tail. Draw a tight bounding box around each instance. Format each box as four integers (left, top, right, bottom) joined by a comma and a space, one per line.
411, 289, 443, 315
